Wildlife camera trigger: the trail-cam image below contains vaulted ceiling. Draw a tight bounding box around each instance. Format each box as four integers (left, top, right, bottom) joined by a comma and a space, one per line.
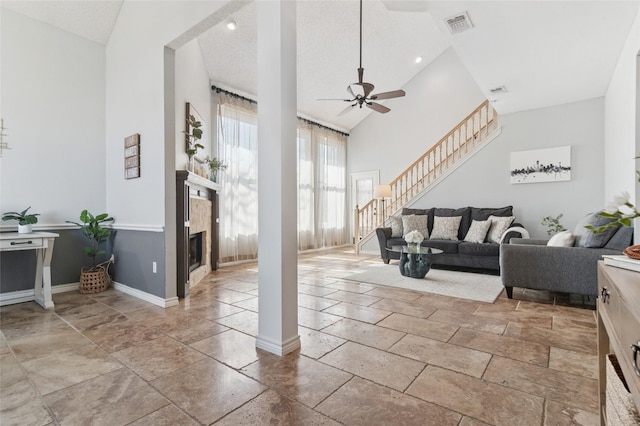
3, 0, 638, 131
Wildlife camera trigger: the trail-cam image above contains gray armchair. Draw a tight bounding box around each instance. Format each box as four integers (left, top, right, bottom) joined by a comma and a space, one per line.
500, 225, 633, 298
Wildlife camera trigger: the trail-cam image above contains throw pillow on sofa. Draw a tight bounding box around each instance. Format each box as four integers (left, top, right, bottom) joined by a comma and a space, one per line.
573, 212, 619, 248
430, 216, 462, 240
464, 220, 492, 243
547, 230, 575, 247
402, 214, 429, 239
486, 215, 515, 243
389, 216, 403, 237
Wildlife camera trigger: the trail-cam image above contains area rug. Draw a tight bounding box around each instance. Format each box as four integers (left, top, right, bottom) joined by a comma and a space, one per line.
340, 264, 503, 303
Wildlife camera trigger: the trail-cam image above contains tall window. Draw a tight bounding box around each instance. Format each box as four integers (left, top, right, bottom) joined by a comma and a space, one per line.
217, 95, 259, 263
216, 95, 347, 262
297, 123, 348, 250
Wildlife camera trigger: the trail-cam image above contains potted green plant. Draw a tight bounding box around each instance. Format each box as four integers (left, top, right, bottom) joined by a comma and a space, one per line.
66, 209, 114, 294
541, 214, 566, 236
184, 113, 204, 171
2, 206, 40, 234
204, 156, 227, 182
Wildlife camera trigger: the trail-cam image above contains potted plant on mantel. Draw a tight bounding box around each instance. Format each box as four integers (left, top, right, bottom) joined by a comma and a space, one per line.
184, 113, 204, 172
2, 206, 40, 233
204, 156, 227, 182
66, 209, 115, 294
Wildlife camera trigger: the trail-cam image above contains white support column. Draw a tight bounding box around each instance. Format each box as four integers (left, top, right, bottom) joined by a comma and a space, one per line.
256, 0, 300, 356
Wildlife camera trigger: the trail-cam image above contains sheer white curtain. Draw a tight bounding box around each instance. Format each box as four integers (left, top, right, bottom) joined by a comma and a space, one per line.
217, 95, 259, 263
297, 123, 348, 250
217, 94, 348, 261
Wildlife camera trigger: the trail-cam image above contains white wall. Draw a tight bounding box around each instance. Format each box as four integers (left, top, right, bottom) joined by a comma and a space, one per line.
348, 48, 487, 183
175, 38, 212, 171
105, 1, 231, 228
604, 4, 640, 242
0, 9, 106, 226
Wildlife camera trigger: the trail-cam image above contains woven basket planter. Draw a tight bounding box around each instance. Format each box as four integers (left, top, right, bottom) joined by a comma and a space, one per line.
79, 266, 110, 294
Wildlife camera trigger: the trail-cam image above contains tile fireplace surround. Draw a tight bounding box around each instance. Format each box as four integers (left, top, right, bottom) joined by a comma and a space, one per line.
176, 171, 219, 298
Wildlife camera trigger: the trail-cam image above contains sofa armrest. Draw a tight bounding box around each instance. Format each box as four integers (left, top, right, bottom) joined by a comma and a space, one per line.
509, 238, 548, 246
376, 227, 393, 262
500, 243, 624, 296
500, 223, 530, 244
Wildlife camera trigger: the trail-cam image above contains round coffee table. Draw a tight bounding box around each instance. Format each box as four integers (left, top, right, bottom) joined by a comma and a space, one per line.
387, 245, 444, 279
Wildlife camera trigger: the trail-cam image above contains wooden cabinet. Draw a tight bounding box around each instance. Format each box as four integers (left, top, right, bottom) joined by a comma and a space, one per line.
597, 262, 640, 424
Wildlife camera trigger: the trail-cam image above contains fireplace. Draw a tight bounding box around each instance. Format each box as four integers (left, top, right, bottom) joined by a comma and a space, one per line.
189, 232, 203, 272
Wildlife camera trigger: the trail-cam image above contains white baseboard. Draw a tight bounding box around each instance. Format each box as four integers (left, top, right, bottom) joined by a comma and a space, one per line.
256, 333, 301, 356
112, 282, 179, 308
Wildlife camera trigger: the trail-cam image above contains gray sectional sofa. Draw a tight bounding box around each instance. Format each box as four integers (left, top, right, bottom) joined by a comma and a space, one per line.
500, 212, 634, 298
376, 206, 527, 272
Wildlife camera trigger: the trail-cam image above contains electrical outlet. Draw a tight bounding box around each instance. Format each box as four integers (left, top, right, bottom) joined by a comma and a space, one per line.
152, 261, 157, 274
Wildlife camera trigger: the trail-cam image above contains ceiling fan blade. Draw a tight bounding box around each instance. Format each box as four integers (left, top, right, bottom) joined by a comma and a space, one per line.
366, 102, 391, 114
317, 98, 353, 102
370, 90, 406, 100
347, 85, 356, 98
338, 104, 357, 116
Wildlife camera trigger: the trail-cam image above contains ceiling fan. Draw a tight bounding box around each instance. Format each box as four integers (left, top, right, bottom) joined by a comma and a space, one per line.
319, 0, 406, 116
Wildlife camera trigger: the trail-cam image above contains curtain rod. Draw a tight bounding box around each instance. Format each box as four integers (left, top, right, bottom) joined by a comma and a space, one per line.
211, 85, 350, 138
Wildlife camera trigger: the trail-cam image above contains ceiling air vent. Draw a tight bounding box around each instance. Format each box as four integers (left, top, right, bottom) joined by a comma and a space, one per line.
444, 12, 473, 34
489, 86, 508, 94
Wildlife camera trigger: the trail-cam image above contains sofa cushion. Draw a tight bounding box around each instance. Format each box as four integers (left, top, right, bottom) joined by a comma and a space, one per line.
486, 215, 515, 243
458, 242, 500, 257
434, 207, 471, 239
386, 237, 406, 248
423, 240, 460, 254
390, 216, 403, 237
430, 216, 462, 240
402, 215, 429, 239
547, 230, 575, 247
464, 220, 492, 243
573, 212, 620, 248
471, 206, 514, 221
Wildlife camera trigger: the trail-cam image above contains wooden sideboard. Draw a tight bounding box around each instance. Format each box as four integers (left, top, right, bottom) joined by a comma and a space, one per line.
597, 261, 640, 425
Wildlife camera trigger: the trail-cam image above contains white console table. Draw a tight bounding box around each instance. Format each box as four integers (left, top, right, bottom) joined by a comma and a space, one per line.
0, 232, 59, 309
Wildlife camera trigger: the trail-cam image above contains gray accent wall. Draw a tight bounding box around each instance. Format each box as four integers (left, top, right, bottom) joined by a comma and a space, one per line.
112, 230, 166, 298
1, 229, 166, 299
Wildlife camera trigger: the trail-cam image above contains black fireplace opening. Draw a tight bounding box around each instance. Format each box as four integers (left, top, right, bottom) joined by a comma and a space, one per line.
189, 232, 203, 272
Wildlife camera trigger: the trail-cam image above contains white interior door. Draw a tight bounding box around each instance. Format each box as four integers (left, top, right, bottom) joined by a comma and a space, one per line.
350, 171, 379, 241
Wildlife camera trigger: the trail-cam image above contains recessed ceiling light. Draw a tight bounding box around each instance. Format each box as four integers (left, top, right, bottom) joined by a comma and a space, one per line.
415, 56, 423, 64
226, 20, 237, 31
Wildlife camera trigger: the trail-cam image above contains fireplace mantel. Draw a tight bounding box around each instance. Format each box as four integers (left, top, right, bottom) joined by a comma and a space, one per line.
176, 170, 219, 298
184, 171, 222, 192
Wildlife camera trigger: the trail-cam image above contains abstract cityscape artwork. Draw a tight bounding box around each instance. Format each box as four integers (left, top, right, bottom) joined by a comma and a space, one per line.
510, 146, 571, 184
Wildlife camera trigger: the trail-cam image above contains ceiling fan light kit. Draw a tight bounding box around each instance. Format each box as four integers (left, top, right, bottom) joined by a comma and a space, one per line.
320, 0, 405, 115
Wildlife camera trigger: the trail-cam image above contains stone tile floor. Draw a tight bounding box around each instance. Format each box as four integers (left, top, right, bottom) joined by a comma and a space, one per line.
0, 248, 599, 425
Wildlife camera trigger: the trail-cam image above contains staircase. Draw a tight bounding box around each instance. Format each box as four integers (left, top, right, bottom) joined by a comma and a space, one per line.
354, 100, 500, 253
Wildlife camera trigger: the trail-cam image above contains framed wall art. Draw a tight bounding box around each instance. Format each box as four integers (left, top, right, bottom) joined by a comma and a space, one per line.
510, 146, 571, 184
124, 133, 140, 179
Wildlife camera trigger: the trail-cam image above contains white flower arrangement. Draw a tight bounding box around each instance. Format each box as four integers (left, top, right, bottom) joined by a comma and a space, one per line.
405, 230, 424, 244
588, 154, 639, 235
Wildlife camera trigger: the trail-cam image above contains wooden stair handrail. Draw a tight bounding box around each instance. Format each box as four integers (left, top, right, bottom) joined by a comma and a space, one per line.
354, 100, 498, 252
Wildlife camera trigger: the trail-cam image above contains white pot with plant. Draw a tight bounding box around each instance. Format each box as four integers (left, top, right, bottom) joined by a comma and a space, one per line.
204, 156, 227, 182
2, 206, 40, 233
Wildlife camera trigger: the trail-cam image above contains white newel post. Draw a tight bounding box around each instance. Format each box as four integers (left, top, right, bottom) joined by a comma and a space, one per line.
256, 0, 300, 356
